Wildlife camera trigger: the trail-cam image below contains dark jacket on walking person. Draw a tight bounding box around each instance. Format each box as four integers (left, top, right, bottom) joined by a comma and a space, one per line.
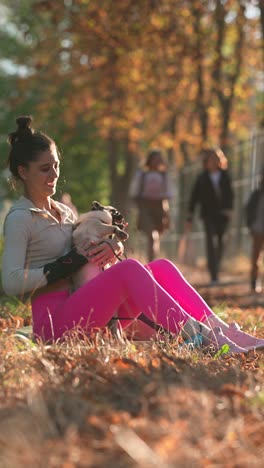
246, 170, 264, 292
186, 148, 234, 283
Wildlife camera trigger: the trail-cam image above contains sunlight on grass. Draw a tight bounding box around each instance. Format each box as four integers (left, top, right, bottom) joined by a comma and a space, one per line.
0, 323, 264, 467
1, 292, 264, 466
212, 303, 229, 320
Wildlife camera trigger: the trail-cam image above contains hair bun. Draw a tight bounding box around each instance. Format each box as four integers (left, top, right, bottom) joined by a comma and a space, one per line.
16, 115, 33, 129
8, 115, 34, 145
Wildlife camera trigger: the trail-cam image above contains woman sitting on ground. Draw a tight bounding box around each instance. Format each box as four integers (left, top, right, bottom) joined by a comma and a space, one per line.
1, 115, 264, 353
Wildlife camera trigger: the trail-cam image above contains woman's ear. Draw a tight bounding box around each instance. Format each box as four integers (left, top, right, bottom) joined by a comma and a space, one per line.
17, 165, 27, 181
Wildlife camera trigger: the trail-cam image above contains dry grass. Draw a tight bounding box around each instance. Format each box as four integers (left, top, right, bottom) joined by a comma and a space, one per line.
0, 313, 264, 467
1, 273, 264, 468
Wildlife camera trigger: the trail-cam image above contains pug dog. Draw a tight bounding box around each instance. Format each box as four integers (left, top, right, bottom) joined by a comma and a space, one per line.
72, 201, 129, 290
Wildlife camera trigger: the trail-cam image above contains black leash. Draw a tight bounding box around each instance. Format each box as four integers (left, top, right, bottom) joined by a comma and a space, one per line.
108, 314, 174, 339
104, 240, 173, 338
135, 313, 174, 339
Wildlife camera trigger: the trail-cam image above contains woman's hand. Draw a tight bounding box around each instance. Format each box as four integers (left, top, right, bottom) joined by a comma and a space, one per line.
87, 239, 124, 267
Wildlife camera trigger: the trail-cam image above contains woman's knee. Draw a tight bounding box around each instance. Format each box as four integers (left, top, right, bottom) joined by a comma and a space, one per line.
113, 258, 145, 274
147, 258, 177, 270
147, 258, 185, 281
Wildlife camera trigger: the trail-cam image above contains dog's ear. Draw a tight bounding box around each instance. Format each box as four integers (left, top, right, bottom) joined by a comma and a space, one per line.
91, 201, 104, 211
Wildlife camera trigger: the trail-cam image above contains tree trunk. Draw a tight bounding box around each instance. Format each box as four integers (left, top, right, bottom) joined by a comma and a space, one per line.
108, 132, 136, 215
213, 1, 245, 152
193, 6, 208, 142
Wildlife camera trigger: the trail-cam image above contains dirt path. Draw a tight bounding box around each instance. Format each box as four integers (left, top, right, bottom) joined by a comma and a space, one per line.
178, 263, 264, 309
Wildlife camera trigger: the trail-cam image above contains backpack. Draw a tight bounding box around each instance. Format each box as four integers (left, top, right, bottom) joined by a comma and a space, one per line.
137, 170, 169, 201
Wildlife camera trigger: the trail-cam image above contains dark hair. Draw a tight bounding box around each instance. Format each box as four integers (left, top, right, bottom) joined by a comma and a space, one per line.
202, 147, 228, 170
7, 115, 57, 180
145, 149, 164, 168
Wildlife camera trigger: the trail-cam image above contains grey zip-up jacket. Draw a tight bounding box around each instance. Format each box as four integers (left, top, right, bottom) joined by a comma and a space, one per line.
1, 196, 76, 297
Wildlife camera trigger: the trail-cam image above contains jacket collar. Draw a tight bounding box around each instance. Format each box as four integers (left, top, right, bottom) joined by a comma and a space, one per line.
7, 196, 73, 223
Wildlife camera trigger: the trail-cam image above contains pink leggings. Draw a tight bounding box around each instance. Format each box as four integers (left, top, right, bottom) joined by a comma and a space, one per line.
32, 258, 213, 342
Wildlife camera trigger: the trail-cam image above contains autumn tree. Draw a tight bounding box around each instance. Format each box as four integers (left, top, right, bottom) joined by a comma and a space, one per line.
1, 0, 262, 211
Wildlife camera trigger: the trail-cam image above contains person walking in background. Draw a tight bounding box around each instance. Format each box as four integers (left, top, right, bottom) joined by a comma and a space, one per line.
129, 149, 172, 261
246, 168, 264, 292
186, 148, 234, 284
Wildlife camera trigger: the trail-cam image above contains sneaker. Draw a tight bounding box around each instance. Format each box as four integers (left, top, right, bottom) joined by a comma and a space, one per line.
228, 322, 264, 351
180, 334, 203, 349
206, 326, 247, 354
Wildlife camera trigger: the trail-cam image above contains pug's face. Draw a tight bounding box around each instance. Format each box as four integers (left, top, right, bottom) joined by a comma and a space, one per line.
91, 201, 127, 231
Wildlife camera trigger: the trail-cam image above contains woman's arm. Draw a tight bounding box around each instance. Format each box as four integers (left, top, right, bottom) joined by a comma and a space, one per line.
128, 170, 143, 201
1, 211, 48, 296
164, 172, 174, 199
2, 210, 89, 295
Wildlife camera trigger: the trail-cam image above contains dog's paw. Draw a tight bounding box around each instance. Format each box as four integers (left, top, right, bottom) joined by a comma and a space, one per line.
114, 226, 129, 241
